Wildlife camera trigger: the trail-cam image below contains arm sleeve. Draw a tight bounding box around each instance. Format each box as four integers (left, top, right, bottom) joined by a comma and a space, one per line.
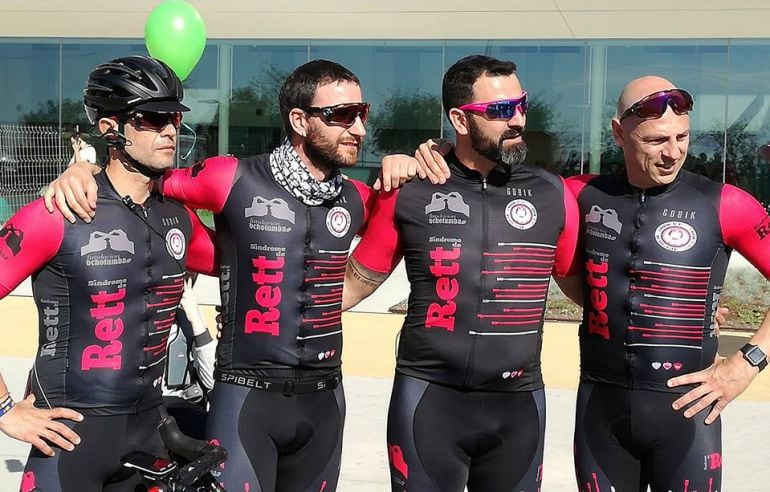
191, 334, 216, 391
185, 207, 218, 276
351, 189, 403, 274
552, 177, 580, 277
350, 179, 376, 234
161, 156, 239, 213
720, 184, 770, 278
0, 200, 64, 298
563, 174, 595, 277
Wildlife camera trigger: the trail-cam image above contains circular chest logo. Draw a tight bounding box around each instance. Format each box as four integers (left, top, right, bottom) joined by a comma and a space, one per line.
165, 228, 186, 260
654, 221, 697, 252
326, 207, 352, 238
505, 200, 538, 230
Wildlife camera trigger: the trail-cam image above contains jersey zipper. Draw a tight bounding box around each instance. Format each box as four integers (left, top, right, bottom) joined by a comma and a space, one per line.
627, 190, 647, 388
463, 176, 487, 388
298, 207, 312, 368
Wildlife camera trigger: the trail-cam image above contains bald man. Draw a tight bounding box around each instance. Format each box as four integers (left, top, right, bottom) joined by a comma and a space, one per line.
555, 76, 770, 491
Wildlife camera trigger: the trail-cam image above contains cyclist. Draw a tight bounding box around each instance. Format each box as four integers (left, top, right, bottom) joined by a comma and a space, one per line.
0, 55, 216, 491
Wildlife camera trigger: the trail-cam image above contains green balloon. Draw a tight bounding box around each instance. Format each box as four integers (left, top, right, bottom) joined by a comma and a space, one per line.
145, 0, 207, 81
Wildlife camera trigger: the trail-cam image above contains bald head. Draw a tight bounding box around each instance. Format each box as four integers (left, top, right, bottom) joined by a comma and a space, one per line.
616, 76, 677, 118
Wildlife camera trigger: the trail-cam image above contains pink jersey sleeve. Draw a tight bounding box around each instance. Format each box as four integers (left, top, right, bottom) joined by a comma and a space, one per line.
0, 200, 65, 298
161, 156, 239, 213
184, 207, 218, 276
720, 184, 770, 278
564, 174, 595, 277
351, 189, 402, 274
349, 178, 375, 233
552, 177, 580, 277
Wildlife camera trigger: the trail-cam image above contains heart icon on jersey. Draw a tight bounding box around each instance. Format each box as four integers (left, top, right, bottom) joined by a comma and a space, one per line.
663, 362, 673, 370
673, 362, 683, 371
502, 371, 511, 379
651, 362, 662, 370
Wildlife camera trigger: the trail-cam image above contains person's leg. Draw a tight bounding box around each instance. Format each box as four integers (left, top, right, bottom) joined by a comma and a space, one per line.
633, 390, 722, 492
386, 374, 470, 492
466, 389, 545, 492
275, 384, 345, 492
207, 383, 273, 491
24, 408, 165, 492
574, 382, 645, 492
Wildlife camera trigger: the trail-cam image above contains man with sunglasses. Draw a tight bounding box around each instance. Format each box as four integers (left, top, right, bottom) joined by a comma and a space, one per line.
42, 59, 401, 491
343, 55, 579, 492
558, 76, 770, 492
413, 75, 770, 491
0, 55, 217, 490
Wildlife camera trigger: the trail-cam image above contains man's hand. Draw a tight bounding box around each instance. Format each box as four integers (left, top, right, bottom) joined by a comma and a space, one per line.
43, 162, 102, 223
0, 395, 83, 456
374, 154, 419, 192
414, 139, 453, 184
667, 351, 758, 424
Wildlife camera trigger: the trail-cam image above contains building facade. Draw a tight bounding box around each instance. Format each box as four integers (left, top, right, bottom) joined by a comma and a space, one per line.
2, 2, 770, 217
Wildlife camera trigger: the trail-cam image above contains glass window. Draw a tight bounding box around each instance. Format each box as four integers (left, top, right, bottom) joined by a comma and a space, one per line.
310, 41, 444, 183
726, 42, 770, 207
229, 42, 308, 157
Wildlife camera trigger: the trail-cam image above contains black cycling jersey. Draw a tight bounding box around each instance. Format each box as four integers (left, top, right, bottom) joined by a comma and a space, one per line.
354, 153, 579, 391
0, 171, 215, 415
567, 171, 770, 391
162, 155, 373, 379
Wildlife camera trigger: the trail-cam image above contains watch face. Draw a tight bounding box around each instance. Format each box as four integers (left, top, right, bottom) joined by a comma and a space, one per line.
746, 346, 767, 365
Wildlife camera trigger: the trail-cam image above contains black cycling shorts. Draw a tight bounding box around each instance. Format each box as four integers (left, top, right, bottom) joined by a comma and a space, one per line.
206, 380, 345, 492
574, 382, 722, 492
386, 373, 545, 492
21, 405, 166, 492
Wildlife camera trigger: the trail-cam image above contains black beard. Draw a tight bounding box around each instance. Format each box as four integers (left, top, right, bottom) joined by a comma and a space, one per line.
468, 119, 528, 166
304, 127, 360, 173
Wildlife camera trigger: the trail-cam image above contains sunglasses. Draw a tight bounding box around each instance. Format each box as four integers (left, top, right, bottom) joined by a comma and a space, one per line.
127, 111, 183, 131
619, 89, 694, 122
459, 93, 528, 120
304, 102, 370, 127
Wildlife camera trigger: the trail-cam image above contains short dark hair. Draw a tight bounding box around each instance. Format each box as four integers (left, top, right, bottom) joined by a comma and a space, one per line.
279, 59, 360, 136
442, 55, 517, 118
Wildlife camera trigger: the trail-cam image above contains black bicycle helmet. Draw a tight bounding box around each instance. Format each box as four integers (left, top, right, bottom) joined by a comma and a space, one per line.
84, 55, 190, 124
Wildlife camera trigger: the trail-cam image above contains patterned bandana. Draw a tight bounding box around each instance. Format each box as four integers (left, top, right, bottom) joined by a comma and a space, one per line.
269, 138, 343, 206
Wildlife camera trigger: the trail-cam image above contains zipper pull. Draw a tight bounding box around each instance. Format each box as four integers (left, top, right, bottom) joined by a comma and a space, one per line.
142, 208, 148, 219
640, 191, 646, 203
482, 177, 488, 191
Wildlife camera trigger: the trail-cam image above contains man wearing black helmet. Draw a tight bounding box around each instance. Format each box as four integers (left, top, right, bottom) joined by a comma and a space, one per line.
43, 58, 428, 492
0, 55, 216, 491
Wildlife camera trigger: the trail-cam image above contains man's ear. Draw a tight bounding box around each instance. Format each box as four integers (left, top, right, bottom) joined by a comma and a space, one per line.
97, 117, 118, 136
289, 108, 309, 137
449, 108, 469, 136
611, 118, 625, 148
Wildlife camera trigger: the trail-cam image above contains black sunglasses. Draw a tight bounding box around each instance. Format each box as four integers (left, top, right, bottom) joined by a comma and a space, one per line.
304, 102, 370, 127
126, 111, 183, 131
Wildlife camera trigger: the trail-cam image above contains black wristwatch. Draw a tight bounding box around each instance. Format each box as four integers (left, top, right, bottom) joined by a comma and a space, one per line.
740, 343, 768, 372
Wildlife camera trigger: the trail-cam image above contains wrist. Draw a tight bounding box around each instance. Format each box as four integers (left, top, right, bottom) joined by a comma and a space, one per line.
0, 393, 14, 419
740, 343, 768, 372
